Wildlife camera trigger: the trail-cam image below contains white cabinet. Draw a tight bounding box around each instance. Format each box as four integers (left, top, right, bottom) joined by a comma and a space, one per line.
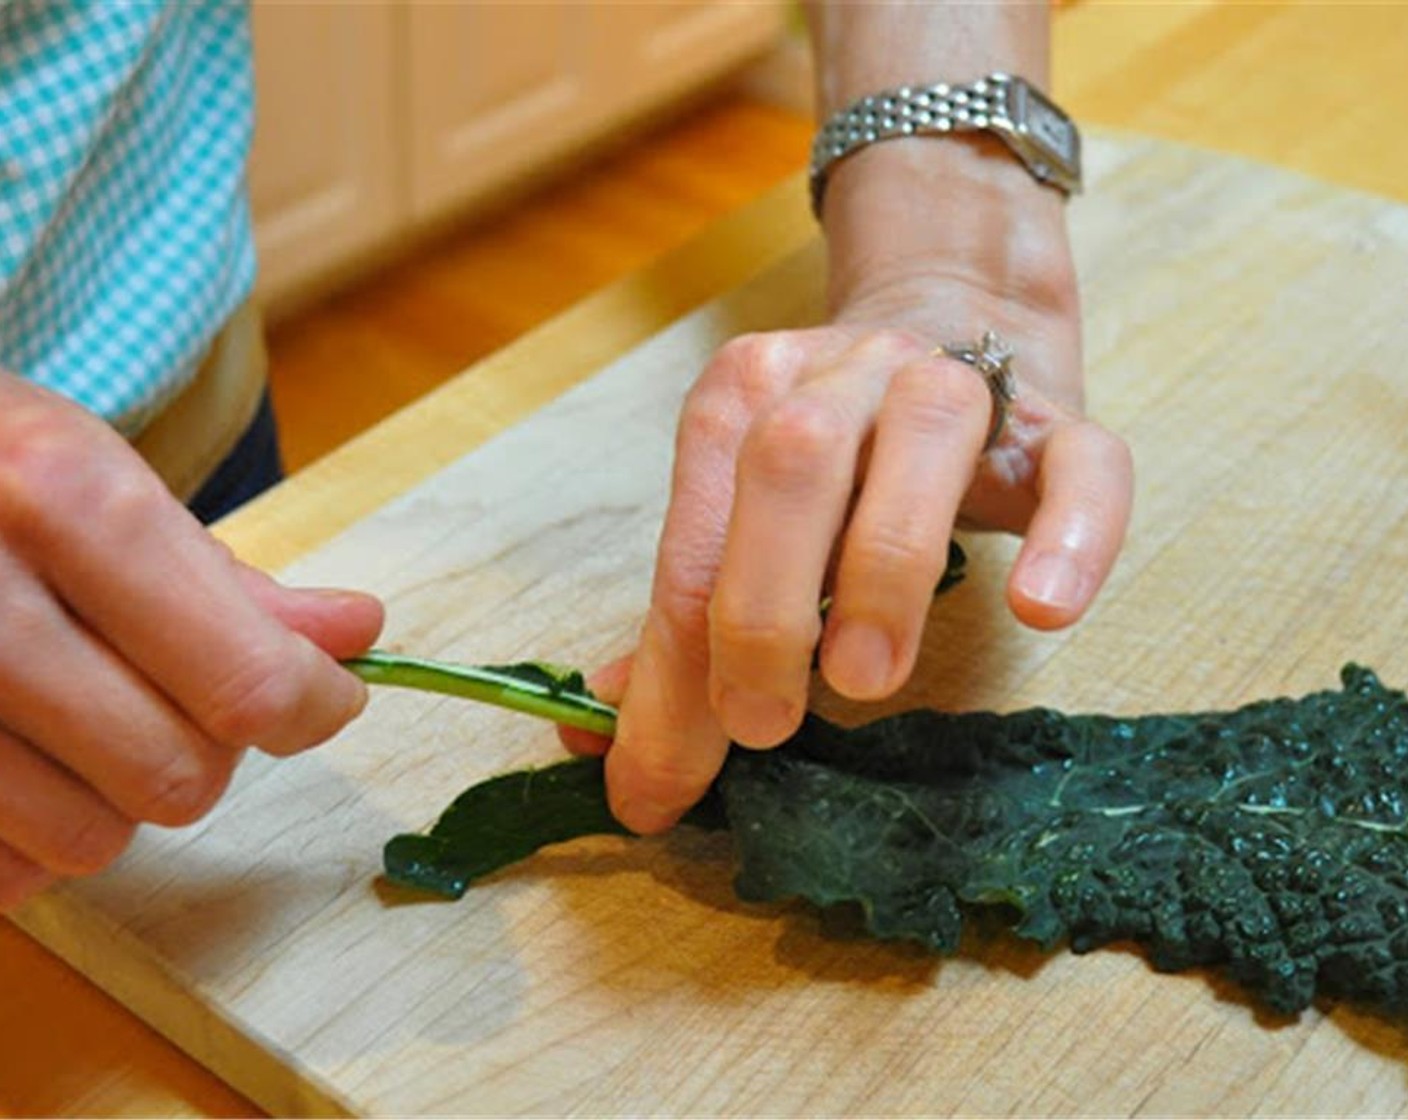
246, 2, 399, 307
404, 3, 595, 224
248, 1, 788, 311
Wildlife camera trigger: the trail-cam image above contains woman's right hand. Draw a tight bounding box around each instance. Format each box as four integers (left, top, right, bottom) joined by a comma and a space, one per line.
0, 375, 384, 910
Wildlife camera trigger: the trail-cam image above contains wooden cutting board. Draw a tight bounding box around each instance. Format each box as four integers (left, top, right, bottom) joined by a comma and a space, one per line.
14, 133, 1408, 1116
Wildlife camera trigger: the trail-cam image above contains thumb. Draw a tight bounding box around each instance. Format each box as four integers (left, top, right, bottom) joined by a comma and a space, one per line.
557, 652, 633, 757
235, 563, 385, 660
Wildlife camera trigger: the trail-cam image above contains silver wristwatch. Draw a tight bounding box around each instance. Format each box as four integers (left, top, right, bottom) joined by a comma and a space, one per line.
809, 73, 1082, 216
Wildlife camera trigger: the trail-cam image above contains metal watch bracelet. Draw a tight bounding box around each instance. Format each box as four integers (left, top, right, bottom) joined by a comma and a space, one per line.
808, 73, 1082, 217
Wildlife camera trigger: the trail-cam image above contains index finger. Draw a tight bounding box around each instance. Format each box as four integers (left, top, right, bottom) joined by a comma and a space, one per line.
607, 332, 826, 833
605, 391, 741, 834
3, 417, 365, 755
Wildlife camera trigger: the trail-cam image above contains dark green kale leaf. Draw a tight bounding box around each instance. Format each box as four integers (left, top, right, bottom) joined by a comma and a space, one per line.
384, 759, 727, 899
385, 664, 1408, 1017
385, 758, 632, 898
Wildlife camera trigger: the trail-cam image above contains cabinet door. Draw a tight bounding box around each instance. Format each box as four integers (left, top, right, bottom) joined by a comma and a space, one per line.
247, 0, 399, 307
594, 2, 789, 111
405, 1, 787, 226
404, 4, 596, 225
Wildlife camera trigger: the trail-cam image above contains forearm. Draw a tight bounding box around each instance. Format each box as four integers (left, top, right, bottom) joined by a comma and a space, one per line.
807, 0, 1048, 110
803, 2, 1074, 349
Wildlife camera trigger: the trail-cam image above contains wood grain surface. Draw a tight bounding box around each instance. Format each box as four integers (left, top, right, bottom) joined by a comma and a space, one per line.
264, 97, 812, 471
1056, 1, 1408, 204
13, 132, 1408, 1115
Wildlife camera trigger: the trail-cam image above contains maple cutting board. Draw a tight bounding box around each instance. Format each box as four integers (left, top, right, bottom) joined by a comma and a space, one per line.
14, 133, 1408, 1116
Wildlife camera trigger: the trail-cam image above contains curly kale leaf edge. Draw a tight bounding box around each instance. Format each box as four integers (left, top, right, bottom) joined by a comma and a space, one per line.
385, 663, 1408, 1018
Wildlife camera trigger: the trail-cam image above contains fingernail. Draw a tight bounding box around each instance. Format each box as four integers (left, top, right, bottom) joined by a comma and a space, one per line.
717, 687, 799, 747
827, 621, 894, 699
306, 587, 367, 604
309, 585, 386, 614
1015, 550, 1083, 610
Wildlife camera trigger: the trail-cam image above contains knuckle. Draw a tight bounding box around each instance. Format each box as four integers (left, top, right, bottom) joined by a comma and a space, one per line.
200, 646, 306, 748
744, 396, 854, 488
711, 331, 804, 401
0, 413, 89, 537
0, 578, 54, 652
848, 522, 937, 581
892, 358, 991, 430
849, 327, 928, 367
90, 465, 168, 531
675, 385, 743, 455
679, 331, 806, 451
1088, 422, 1135, 473
710, 599, 819, 664
0, 419, 167, 549
44, 812, 137, 877
652, 572, 712, 643
1061, 421, 1135, 513
134, 747, 228, 826
619, 754, 717, 812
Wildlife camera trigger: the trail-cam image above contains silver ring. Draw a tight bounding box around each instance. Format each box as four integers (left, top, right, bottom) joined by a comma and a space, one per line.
935, 330, 1017, 449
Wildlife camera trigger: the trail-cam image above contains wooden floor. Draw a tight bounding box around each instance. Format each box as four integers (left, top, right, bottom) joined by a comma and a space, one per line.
265, 94, 813, 471
266, 0, 1408, 474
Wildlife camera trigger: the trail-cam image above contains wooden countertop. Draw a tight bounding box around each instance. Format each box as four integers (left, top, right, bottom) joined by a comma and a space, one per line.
4, 3, 1408, 1115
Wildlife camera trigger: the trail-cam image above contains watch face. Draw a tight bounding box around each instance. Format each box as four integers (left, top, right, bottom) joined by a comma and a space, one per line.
1016, 82, 1078, 167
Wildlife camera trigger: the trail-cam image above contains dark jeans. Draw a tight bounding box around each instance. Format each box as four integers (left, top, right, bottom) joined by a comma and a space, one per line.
187, 390, 286, 525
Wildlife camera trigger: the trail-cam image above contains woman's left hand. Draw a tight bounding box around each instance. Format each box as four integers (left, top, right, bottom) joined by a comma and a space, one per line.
561, 274, 1130, 834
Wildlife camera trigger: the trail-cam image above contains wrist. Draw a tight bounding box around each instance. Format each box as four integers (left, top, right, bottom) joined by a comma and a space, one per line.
822, 133, 1078, 334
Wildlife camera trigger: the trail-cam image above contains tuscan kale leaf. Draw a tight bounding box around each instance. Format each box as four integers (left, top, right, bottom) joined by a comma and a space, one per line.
385, 663, 1408, 1017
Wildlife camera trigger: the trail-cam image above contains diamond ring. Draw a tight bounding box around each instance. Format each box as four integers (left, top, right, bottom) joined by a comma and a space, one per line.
935, 330, 1018, 450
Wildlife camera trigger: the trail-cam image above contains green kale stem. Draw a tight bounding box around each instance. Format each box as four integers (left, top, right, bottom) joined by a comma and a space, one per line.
346, 542, 966, 743
342, 651, 620, 736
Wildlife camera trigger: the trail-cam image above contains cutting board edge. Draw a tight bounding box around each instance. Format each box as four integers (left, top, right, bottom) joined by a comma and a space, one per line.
7, 895, 357, 1119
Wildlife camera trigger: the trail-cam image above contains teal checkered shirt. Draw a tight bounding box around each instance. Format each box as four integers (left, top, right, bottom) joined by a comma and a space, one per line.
0, 0, 256, 435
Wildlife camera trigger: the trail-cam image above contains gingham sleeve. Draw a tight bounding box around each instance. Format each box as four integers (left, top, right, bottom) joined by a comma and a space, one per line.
0, 0, 257, 435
